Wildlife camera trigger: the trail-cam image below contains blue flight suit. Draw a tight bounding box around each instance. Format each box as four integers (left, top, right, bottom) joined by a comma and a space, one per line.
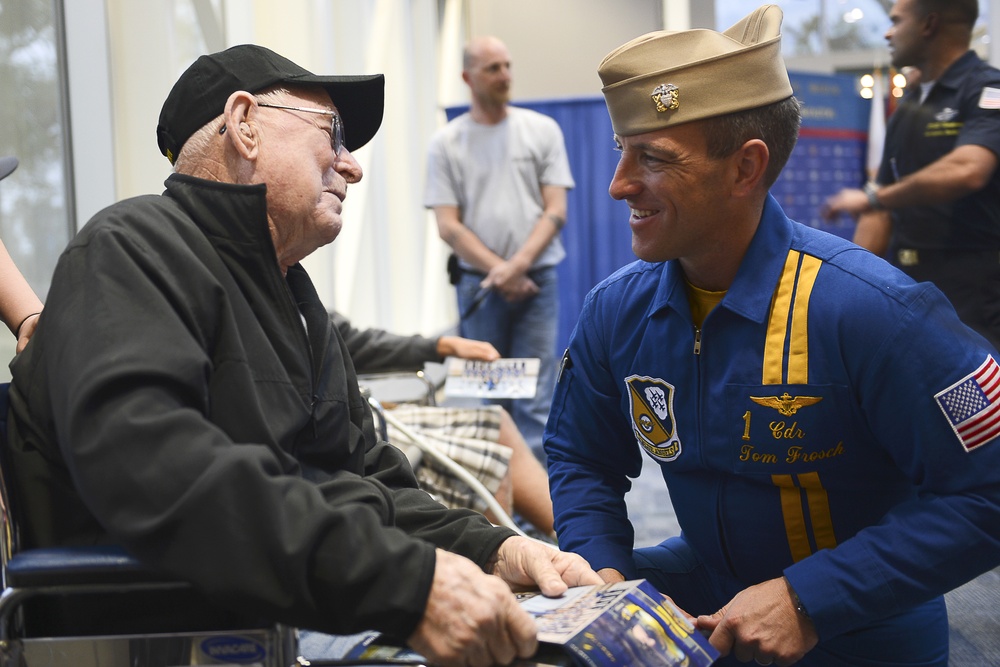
545, 195, 1000, 666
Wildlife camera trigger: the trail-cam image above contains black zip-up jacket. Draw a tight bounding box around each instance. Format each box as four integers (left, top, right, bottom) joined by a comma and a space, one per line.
6, 173, 513, 637
331, 311, 440, 373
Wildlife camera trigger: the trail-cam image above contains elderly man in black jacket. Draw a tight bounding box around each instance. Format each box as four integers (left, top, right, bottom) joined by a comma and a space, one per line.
6, 44, 599, 666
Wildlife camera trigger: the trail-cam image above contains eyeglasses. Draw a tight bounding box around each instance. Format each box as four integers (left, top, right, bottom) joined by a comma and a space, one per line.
257, 103, 346, 156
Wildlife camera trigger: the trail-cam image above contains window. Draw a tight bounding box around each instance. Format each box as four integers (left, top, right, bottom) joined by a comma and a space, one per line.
716, 0, 990, 60
0, 0, 74, 373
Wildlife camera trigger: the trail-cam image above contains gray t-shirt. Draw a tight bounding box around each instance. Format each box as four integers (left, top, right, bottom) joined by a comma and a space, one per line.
424, 106, 575, 270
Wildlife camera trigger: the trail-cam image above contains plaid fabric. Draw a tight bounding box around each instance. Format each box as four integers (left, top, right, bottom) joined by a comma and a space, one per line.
387, 405, 511, 513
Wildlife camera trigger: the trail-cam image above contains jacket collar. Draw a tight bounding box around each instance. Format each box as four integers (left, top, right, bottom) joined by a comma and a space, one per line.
937, 50, 981, 92
163, 172, 277, 267
161, 172, 330, 375
654, 193, 794, 325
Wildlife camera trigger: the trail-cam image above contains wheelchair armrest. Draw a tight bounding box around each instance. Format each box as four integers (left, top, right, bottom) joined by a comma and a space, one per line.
358, 370, 438, 407
0, 545, 191, 641
4, 544, 179, 588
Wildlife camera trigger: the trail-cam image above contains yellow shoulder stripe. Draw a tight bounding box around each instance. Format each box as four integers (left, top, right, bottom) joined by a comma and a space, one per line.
762, 251, 822, 385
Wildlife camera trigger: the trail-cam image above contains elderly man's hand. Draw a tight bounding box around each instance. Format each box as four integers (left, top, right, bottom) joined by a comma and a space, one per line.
489, 536, 603, 596
408, 548, 537, 667
695, 576, 819, 667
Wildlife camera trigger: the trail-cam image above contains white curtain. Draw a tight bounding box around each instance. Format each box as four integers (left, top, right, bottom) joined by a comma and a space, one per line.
317, 0, 460, 337
232, 0, 465, 337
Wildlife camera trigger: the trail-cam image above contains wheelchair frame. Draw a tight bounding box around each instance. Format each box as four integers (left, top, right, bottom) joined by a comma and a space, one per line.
0, 384, 300, 666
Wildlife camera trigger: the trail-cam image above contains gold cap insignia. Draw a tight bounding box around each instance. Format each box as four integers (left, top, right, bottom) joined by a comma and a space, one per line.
599, 5, 792, 135
651, 83, 679, 113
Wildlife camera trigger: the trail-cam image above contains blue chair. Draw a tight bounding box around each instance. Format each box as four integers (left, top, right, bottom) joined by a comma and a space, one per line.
0, 383, 298, 666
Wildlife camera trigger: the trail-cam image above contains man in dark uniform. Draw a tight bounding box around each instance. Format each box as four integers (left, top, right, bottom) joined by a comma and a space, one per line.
825, 0, 1000, 349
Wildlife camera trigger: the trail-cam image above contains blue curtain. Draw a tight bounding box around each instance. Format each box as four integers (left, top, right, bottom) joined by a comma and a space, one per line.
446, 98, 632, 352
517, 98, 634, 354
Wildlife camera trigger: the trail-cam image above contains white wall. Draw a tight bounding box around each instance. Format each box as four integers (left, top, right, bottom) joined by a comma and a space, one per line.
465, 0, 661, 104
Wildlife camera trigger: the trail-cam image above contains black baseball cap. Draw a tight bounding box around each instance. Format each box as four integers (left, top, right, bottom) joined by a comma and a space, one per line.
0, 156, 17, 181
156, 44, 384, 164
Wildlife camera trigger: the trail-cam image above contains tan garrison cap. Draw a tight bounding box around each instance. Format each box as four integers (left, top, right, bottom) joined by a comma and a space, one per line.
599, 4, 792, 137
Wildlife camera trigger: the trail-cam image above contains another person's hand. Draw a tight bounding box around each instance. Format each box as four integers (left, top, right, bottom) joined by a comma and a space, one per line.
597, 567, 626, 584
488, 535, 603, 596
821, 188, 869, 219
437, 336, 500, 362
15, 311, 40, 354
407, 548, 537, 667
488, 275, 539, 303
695, 576, 819, 667
483, 261, 539, 302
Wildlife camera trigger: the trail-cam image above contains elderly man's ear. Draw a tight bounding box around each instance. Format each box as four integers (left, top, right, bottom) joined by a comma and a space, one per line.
222, 90, 259, 159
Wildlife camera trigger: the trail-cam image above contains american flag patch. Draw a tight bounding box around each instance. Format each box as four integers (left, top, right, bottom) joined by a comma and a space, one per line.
979, 87, 1000, 109
935, 355, 1000, 452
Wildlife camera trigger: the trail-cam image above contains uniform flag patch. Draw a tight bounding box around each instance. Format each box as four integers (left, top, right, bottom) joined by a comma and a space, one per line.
979, 87, 1000, 109
935, 355, 1000, 451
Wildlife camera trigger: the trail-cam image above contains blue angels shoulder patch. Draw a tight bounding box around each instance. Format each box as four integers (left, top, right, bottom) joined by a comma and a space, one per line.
626, 375, 682, 461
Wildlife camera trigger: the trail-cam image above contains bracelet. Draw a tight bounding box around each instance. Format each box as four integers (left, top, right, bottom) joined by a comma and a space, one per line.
863, 182, 884, 211
14, 312, 40, 338
788, 585, 811, 620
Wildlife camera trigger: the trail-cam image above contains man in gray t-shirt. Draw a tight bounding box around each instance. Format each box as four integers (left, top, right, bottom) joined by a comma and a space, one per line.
425, 35, 574, 460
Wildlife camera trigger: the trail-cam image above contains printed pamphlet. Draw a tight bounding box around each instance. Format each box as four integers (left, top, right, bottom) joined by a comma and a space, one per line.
517, 579, 718, 666
443, 357, 540, 399
338, 579, 717, 666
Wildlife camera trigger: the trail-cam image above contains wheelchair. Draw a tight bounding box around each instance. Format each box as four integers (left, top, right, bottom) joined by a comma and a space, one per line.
358, 368, 440, 443
0, 373, 527, 665
358, 370, 527, 537
0, 383, 300, 666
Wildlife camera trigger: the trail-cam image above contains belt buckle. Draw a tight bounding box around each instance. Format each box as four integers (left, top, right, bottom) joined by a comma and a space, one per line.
897, 249, 919, 266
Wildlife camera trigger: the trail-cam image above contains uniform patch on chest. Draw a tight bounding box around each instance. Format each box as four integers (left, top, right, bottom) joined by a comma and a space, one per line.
933, 107, 959, 122
625, 375, 682, 461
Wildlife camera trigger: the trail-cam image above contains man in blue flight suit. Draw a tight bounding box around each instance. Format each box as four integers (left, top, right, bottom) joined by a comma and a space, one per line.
545, 5, 1000, 666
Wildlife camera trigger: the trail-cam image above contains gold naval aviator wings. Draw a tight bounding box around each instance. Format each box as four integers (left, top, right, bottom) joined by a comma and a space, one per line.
749, 392, 822, 417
